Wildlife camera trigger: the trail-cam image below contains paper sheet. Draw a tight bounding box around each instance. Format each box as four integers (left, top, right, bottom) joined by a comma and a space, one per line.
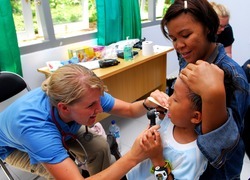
148, 97, 168, 110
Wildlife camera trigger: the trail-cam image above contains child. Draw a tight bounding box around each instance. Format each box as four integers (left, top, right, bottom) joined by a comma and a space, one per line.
127, 76, 207, 179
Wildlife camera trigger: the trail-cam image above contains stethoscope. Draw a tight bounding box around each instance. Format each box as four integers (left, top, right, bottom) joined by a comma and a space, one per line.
50, 107, 93, 166
83, 125, 93, 142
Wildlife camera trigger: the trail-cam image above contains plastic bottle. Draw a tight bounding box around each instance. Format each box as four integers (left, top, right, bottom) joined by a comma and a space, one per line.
123, 36, 133, 61
109, 120, 121, 151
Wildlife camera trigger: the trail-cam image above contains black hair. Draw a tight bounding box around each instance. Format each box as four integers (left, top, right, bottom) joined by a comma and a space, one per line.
161, 0, 219, 42
188, 91, 202, 112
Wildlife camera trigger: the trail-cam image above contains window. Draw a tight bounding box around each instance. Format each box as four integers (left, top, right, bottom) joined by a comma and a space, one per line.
12, 0, 97, 48
139, 0, 171, 21
49, 0, 97, 39
12, 0, 38, 44
11, 0, 171, 55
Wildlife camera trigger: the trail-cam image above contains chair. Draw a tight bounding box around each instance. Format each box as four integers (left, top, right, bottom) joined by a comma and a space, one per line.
0, 71, 31, 103
0, 71, 31, 180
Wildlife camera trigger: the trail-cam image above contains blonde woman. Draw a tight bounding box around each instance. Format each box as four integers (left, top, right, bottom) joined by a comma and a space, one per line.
210, 2, 234, 58
0, 64, 166, 179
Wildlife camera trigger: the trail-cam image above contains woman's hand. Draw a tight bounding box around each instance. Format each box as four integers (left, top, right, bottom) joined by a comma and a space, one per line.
144, 90, 169, 119
142, 125, 164, 164
148, 89, 169, 109
128, 125, 162, 163
180, 60, 225, 98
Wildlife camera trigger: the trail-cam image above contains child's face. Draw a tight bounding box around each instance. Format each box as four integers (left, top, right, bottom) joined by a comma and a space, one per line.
167, 77, 196, 128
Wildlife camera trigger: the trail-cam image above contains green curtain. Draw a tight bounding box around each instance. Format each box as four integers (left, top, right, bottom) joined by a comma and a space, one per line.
96, 0, 122, 45
121, 0, 141, 40
0, 0, 22, 76
96, 0, 141, 46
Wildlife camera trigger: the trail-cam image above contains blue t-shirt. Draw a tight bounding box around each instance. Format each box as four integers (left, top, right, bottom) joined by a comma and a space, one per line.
0, 88, 115, 164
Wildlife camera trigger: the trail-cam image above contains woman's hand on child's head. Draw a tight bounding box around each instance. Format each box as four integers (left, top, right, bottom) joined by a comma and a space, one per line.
180, 60, 225, 97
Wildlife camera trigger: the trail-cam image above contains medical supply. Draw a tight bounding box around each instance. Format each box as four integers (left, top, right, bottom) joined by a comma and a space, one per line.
142, 41, 154, 56
123, 36, 133, 61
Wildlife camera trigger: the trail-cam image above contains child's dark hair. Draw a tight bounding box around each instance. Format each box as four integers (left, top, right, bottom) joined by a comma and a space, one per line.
161, 0, 219, 42
188, 92, 202, 112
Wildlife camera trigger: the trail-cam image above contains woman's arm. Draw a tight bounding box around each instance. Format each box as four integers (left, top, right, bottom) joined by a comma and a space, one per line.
109, 90, 169, 118
43, 158, 83, 180
180, 61, 228, 134
43, 125, 162, 179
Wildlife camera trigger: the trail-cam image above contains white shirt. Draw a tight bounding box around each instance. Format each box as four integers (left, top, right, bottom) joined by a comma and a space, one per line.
127, 118, 207, 180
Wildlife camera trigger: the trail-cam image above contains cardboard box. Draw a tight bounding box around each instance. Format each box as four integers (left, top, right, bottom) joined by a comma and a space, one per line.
68, 46, 95, 62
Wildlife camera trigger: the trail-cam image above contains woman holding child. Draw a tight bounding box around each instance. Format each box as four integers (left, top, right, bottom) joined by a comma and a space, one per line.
160, 0, 249, 179
130, 0, 249, 179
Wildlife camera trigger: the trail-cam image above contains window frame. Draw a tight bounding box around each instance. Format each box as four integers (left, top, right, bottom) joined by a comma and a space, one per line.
19, 0, 162, 55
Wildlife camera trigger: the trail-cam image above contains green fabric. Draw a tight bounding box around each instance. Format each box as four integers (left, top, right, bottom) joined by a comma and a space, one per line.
96, 0, 141, 45
0, 0, 22, 76
121, 0, 141, 40
96, 0, 122, 45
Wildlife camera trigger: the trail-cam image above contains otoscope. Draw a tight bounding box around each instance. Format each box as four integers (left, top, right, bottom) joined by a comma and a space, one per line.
147, 109, 160, 127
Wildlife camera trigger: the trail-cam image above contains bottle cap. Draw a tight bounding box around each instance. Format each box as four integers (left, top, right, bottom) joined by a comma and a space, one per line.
111, 120, 116, 124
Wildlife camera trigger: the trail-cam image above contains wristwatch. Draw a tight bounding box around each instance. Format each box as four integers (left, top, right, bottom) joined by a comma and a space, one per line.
154, 166, 168, 180
152, 160, 172, 180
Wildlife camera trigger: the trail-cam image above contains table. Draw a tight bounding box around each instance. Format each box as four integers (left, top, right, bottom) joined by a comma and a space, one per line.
37, 46, 174, 121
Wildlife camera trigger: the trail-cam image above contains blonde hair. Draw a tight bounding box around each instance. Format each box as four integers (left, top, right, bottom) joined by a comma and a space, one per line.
210, 2, 230, 18
42, 64, 107, 107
